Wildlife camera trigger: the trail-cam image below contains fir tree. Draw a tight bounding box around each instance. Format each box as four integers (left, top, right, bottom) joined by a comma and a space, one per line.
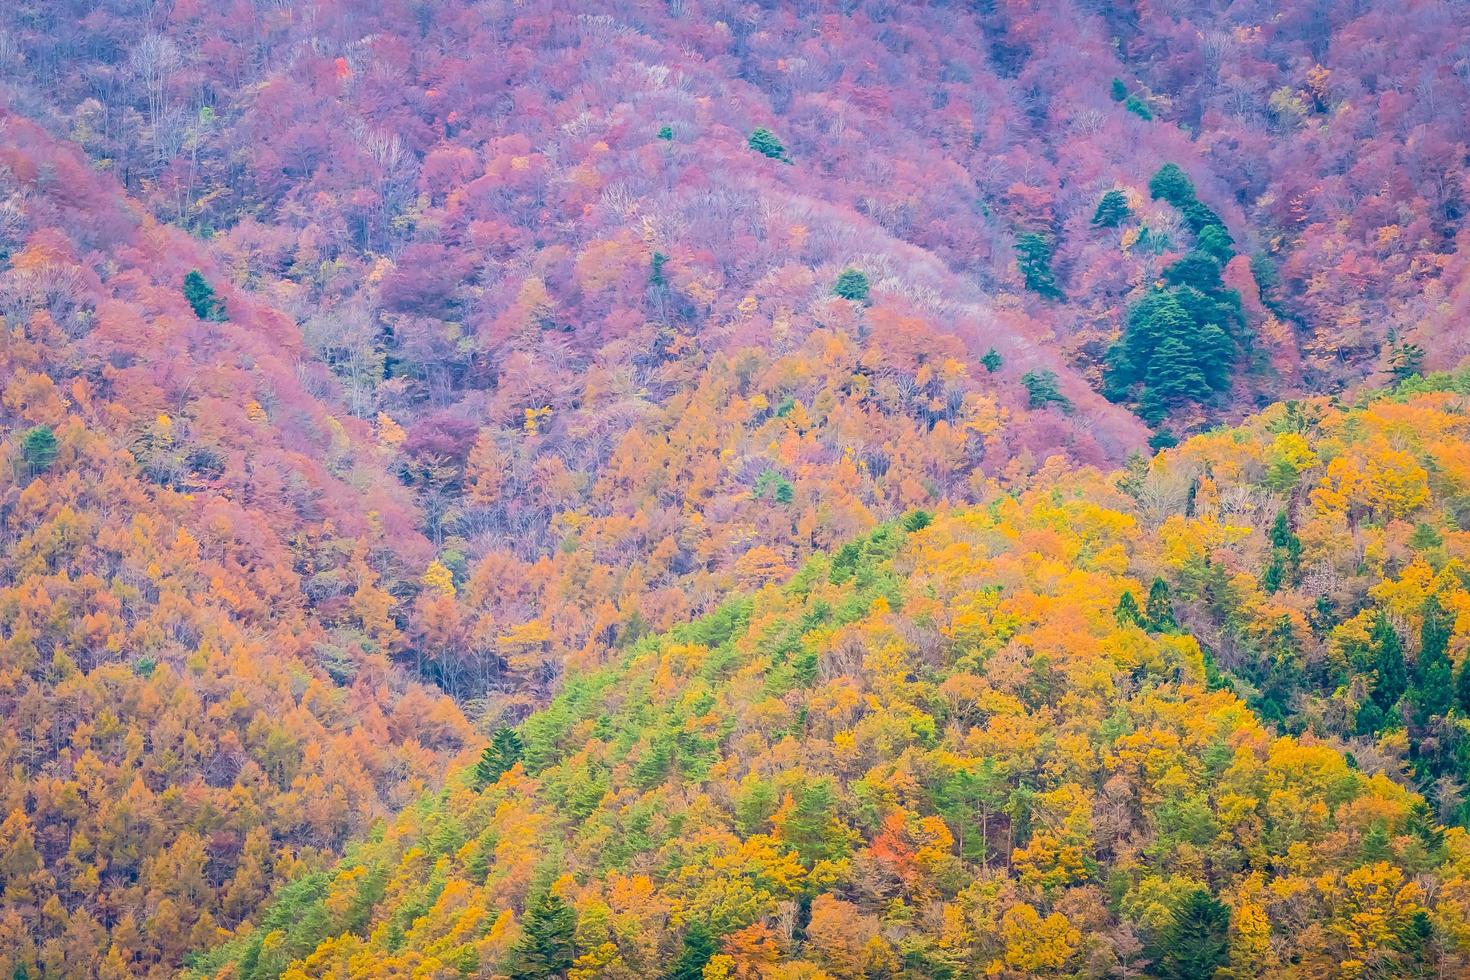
1014, 232, 1063, 299
665, 922, 717, 980
1091, 189, 1130, 228
475, 728, 524, 789
1411, 595, 1453, 725
1153, 889, 1230, 980
1021, 370, 1071, 411
183, 270, 227, 321
1370, 611, 1407, 716
747, 127, 786, 160
1145, 335, 1212, 406
507, 891, 576, 979
1148, 163, 1196, 208
1115, 590, 1144, 627
20, 426, 57, 475
1110, 77, 1127, 102
832, 267, 870, 302
1146, 577, 1176, 631
981, 348, 1003, 373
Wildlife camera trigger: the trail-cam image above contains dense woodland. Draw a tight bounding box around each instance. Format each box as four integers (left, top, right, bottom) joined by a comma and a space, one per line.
0, 0, 1467, 976
195, 378, 1470, 978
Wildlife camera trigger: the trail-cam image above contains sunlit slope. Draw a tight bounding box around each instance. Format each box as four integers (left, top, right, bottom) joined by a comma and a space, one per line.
196, 455, 1470, 977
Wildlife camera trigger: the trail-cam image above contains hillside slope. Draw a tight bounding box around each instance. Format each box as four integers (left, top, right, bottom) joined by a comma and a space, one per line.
194, 384, 1470, 978
0, 113, 476, 978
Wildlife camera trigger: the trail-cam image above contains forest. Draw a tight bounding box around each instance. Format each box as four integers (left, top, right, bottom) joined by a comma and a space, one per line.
0, 0, 1467, 976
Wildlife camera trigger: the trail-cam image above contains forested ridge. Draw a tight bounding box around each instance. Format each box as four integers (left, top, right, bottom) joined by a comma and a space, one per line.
0, 0, 1467, 976
194, 376, 1470, 978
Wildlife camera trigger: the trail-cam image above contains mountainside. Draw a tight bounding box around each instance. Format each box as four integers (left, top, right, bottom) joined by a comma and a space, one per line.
0, 113, 476, 976
0, 0, 1467, 976
192, 379, 1470, 978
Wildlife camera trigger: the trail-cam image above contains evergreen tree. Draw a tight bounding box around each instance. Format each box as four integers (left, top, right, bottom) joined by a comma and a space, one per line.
1148, 163, 1196, 208
1369, 611, 1407, 716
1091, 189, 1130, 228
1014, 232, 1063, 299
980, 348, 1003, 373
1153, 888, 1230, 980
1145, 335, 1211, 406
20, 426, 57, 474
1110, 77, 1128, 102
1411, 596, 1453, 725
1162, 252, 1223, 292
1115, 590, 1144, 627
1020, 370, 1070, 411
475, 728, 524, 789
657, 125, 674, 141
1456, 656, 1470, 716
666, 922, 717, 980
747, 127, 786, 160
1146, 577, 1176, 632
1124, 94, 1153, 120
832, 267, 870, 302
507, 891, 576, 979
1196, 223, 1235, 263
183, 270, 227, 321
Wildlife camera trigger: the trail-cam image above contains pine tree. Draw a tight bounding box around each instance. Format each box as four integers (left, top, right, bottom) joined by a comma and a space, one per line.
747, 127, 786, 160
1145, 336, 1212, 406
1370, 612, 1407, 716
475, 728, 524, 789
507, 891, 576, 979
981, 348, 1003, 373
1091, 189, 1130, 228
1110, 77, 1128, 102
1411, 596, 1453, 725
1115, 590, 1144, 627
1457, 656, 1470, 716
666, 922, 717, 980
1124, 94, 1153, 120
20, 426, 57, 475
1020, 370, 1070, 411
1148, 163, 1196, 208
1014, 232, 1063, 299
1153, 889, 1229, 980
1146, 578, 1176, 632
183, 270, 227, 321
832, 268, 870, 302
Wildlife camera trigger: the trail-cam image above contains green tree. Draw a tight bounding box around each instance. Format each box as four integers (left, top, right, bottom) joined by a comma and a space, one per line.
1455, 655, 1470, 716
1153, 889, 1229, 980
1195, 223, 1235, 263
1092, 190, 1130, 228
981, 348, 1003, 373
1110, 77, 1128, 102
666, 922, 717, 980
657, 125, 674, 141
507, 891, 576, 979
1146, 578, 1176, 632
1411, 596, 1453, 726
20, 426, 57, 474
747, 128, 786, 160
1021, 370, 1070, 411
475, 728, 524, 789
1369, 611, 1407, 718
1145, 335, 1211, 407
1115, 590, 1144, 627
183, 270, 227, 321
1148, 163, 1195, 208
1014, 232, 1062, 299
832, 268, 870, 302
1162, 253, 1223, 293
1124, 94, 1153, 120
